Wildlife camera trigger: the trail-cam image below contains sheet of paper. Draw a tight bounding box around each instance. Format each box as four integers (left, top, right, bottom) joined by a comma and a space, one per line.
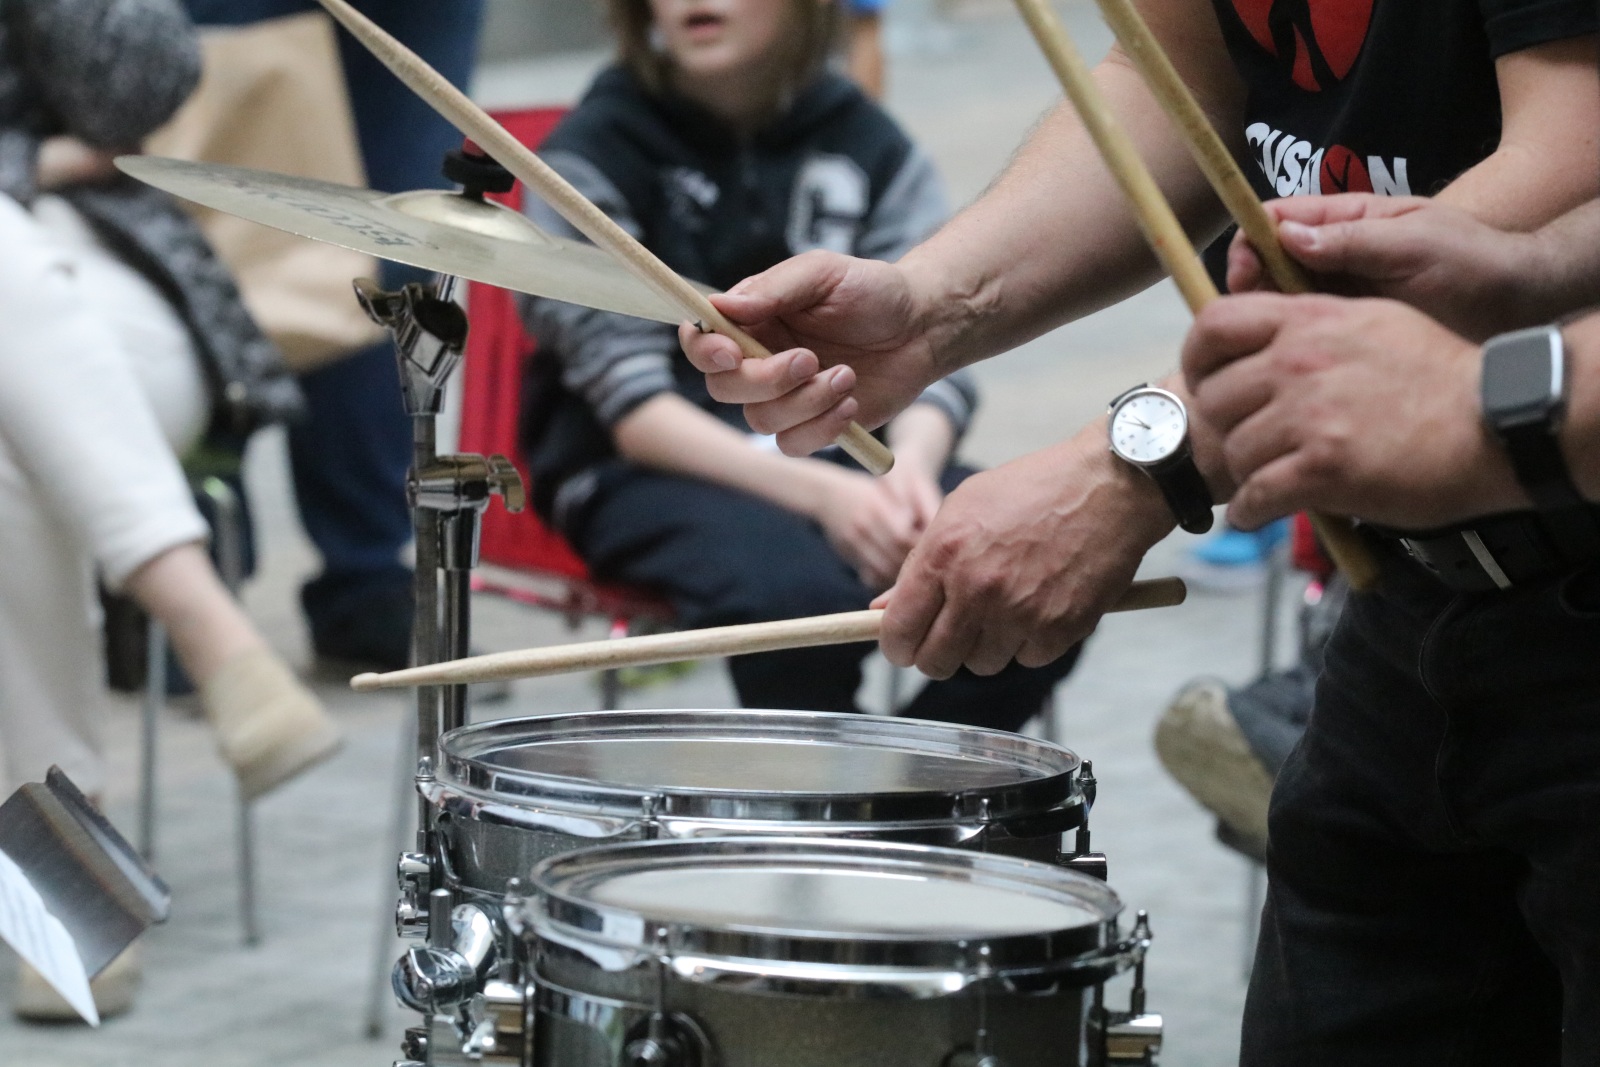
0, 848, 97, 1025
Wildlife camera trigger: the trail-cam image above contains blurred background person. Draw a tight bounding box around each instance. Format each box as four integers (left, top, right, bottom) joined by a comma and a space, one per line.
846, 0, 887, 98
182, 0, 486, 673
0, 0, 339, 1021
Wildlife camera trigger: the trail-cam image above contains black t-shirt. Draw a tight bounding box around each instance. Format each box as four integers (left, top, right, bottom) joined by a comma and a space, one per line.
1209, 0, 1596, 201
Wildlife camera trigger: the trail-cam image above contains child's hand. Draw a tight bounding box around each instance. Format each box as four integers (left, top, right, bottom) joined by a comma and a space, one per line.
877, 463, 943, 537
813, 468, 927, 592
37, 137, 121, 190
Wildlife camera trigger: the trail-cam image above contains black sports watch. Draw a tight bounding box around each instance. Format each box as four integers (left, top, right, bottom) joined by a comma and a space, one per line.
1481, 325, 1583, 511
1108, 384, 1214, 534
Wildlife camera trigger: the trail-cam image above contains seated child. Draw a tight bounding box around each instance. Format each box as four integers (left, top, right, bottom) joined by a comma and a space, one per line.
520, 0, 1079, 730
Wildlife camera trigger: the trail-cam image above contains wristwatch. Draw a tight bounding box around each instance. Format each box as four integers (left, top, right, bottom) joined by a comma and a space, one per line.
1481, 325, 1583, 511
1108, 384, 1214, 534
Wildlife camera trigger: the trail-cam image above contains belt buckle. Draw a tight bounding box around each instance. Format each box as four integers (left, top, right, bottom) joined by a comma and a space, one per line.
1460, 530, 1513, 589
1400, 530, 1514, 591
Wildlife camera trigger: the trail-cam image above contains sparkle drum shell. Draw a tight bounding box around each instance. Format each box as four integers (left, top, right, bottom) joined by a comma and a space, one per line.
426, 710, 1089, 899
519, 838, 1136, 1067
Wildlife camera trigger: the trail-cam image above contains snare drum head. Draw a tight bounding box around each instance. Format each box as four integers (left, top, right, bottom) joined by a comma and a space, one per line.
532, 838, 1121, 981
438, 710, 1081, 825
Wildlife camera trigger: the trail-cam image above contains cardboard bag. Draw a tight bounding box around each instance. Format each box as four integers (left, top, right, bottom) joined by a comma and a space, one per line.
146, 11, 384, 372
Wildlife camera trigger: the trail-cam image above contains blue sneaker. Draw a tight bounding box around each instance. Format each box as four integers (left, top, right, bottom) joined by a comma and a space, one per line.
1180, 519, 1290, 592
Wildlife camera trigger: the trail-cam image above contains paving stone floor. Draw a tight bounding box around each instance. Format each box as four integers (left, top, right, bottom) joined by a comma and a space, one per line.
0, 5, 1303, 1064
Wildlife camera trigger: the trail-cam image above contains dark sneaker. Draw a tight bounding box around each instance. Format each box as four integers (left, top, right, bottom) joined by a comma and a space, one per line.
308, 583, 414, 673
310, 584, 510, 704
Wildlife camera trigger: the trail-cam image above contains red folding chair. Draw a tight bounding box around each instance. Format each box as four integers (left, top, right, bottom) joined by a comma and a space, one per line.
460, 106, 673, 706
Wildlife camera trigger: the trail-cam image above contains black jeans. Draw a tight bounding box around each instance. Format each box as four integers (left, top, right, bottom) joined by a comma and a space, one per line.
570, 462, 1080, 731
1243, 546, 1600, 1065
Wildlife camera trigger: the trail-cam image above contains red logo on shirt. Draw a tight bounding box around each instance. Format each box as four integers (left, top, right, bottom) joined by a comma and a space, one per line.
1229, 0, 1374, 92
1318, 144, 1371, 192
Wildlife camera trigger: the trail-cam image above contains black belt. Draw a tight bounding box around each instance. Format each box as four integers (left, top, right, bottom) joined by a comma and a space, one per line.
1369, 505, 1600, 593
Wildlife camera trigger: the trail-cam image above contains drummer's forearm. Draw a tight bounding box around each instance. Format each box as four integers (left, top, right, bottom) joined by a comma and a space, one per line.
613, 393, 857, 518
901, 50, 1231, 372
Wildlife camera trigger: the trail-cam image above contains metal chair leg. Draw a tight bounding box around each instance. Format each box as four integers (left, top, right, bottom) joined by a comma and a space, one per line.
237, 788, 260, 946
1258, 540, 1288, 681
138, 620, 166, 861
599, 617, 630, 710
196, 476, 260, 946
600, 668, 623, 710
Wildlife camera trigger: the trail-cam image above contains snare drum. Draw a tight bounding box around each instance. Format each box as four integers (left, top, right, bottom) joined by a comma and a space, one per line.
518, 838, 1152, 1067
425, 709, 1091, 903
396, 712, 1110, 1065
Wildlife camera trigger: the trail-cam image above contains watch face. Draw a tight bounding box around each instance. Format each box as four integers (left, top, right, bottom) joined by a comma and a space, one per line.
1110, 389, 1188, 465
1482, 327, 1562, 428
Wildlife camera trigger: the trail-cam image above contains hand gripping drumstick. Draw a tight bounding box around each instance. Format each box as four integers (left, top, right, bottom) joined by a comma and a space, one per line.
349, 577, 1187, 691
1010, 0, 1381, 590
313, 0, 894, 477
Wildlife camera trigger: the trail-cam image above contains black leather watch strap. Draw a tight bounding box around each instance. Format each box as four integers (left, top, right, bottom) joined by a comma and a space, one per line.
1152, 454, 1215, 534
1498, 422, 1585, 511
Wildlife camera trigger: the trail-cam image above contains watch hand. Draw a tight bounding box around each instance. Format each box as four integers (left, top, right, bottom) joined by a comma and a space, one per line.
1126, 416, 1151, 429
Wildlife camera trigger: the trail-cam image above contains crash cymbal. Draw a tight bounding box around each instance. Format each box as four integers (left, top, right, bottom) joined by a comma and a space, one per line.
116, 156, 703, 325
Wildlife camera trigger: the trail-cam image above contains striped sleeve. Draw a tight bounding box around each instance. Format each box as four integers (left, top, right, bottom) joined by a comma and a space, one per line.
909, 368, 979, 441
517, 150, 679, 428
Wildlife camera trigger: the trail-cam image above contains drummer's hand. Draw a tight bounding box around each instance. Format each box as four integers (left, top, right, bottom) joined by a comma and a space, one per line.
871, 430, 1176, 678
1183, 293, 1526, 529
1227, 194, 1546, 341
679, 251, 943, 456
813, 465, 929, 591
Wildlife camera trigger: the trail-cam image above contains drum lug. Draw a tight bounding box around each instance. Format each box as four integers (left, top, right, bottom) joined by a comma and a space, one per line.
392, 895, 500, 1016
1064, 851, 1108, 881
1102, 1012, 1164, 1064
396, 850, 436, 940
943, 1054, 1007, 1067
1060, 760, 1109, 878
400, 1025, 430, 1062
1095, 911, 1163, 1065
999, 793, 1086, 839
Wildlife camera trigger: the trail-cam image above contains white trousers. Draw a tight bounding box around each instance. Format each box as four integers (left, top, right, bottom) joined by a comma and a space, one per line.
0, 194, 209, 796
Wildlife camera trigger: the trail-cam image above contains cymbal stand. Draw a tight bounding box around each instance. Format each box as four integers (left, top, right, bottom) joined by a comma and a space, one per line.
355, 276, 524, 1047
356, 276, 462, 822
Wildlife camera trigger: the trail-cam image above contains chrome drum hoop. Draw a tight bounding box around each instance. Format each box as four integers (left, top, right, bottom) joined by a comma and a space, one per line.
435, 709, 1084, 826
522, 838, 1131, 991
428, 709, 1090, 899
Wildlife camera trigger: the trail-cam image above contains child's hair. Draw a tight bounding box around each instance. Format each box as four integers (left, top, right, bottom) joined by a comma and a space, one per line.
606, 0, 843, 94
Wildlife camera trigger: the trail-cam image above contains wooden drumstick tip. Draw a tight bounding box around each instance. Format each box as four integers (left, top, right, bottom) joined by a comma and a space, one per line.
350, 671, 383, 692
842, 423, 895, 475
1308, 513, 1380, 592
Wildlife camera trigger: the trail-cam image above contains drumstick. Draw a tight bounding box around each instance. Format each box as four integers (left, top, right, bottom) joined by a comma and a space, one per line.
1091, 0, 1311, 295
313, 0, 893, 477
1010, 0, 1380, 590
350, 576, 1188, 691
